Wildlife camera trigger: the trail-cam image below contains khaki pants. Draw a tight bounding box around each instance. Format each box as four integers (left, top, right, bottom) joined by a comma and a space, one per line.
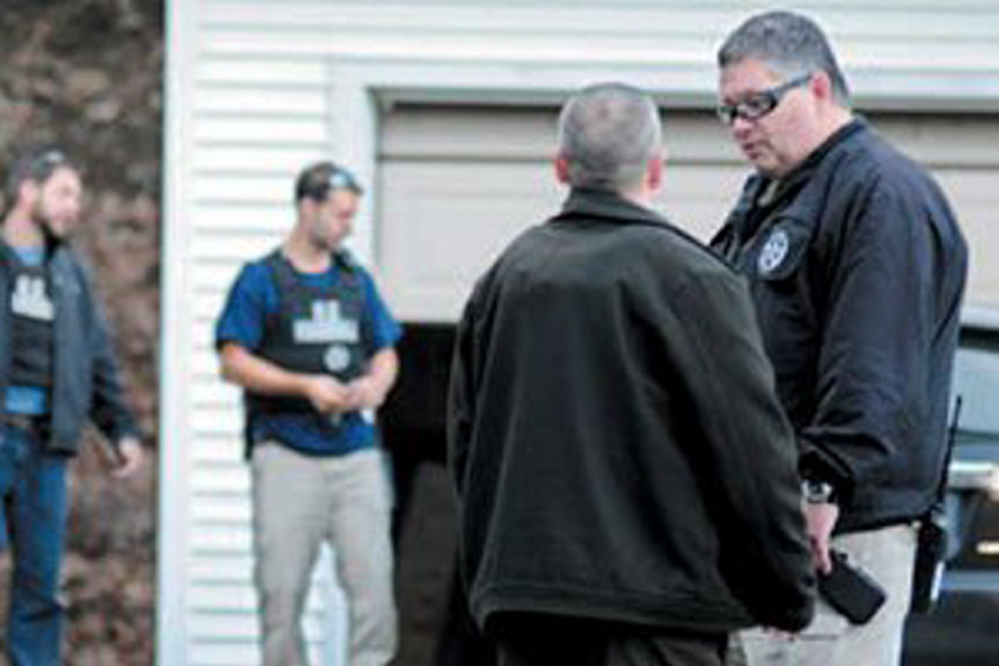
731, 523, 916, 666
251, 442, 398, 666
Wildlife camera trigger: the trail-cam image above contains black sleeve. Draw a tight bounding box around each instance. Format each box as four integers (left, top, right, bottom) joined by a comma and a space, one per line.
798, 180, 938, 501
668, 267, 815, 631
447, 281, 484, 500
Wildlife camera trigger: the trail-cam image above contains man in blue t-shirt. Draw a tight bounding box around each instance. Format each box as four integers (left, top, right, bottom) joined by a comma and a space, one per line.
216, 161, 401, 666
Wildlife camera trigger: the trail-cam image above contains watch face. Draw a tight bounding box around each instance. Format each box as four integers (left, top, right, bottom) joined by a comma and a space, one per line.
804, 480, 835, 503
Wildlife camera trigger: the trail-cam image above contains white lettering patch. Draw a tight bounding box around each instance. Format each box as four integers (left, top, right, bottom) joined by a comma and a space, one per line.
293, 300, 359, 344
11, 275, 54, 321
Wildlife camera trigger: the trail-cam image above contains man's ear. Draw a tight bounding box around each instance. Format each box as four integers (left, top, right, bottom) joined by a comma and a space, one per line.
296, 197, 315, 222
811, 70, 834, 102
646, 155, 664, 192
18, 180, 39, 207
554, 156, 571, 185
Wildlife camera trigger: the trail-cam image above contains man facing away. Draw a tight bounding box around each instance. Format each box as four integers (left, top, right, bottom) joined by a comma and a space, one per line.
448, 82, 815, 666
0, 147, 144, 665
711, 11, 967, 666
216, 161, 399, 666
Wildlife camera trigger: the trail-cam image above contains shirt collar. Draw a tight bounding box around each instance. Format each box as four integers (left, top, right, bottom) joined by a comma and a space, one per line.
552, 187, 668, 228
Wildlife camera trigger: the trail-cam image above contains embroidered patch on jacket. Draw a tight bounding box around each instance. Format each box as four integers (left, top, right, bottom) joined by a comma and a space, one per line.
758, 228, 790, 276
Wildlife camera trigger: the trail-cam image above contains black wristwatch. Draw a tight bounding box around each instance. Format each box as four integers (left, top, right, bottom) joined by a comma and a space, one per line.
802, 479, 838, 504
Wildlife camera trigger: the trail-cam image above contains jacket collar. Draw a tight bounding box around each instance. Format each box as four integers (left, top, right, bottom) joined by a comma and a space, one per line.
779, 117, 865, 189
754, 117, 867, 205
551, 187, 668, 228
723, 118, 868, 243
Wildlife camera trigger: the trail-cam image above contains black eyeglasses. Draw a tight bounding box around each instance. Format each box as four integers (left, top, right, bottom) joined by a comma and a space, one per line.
716, 73, 812, 125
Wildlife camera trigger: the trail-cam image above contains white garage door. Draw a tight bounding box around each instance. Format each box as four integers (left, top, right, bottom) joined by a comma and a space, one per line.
377, 103, 999, 323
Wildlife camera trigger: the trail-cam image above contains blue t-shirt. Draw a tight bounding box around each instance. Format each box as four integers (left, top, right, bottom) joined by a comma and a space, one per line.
215, 254, 402, 456
5, 246, 49, 416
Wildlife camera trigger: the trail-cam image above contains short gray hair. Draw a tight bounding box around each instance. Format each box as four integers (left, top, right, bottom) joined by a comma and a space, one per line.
557, 82, 662, 192
718, 10, 851, 107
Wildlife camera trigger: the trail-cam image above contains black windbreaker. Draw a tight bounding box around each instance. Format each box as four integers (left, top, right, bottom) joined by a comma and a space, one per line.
712, 119, 968, 533
449, 188, 814, 636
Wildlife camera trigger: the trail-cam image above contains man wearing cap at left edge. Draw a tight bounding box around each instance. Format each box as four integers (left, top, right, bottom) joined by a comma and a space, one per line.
0, 146, 144, 665
216, 161, 401, 666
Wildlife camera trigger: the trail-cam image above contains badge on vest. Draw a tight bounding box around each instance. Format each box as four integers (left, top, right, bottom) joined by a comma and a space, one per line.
758, 228, 790, 276
324, 344, 352, 373
11, 275, 54, 321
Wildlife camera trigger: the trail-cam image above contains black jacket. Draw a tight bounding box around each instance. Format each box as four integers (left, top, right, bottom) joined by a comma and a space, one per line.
0, 241, 140, 455
712, 119, 967, 533
449, 188, 814, 636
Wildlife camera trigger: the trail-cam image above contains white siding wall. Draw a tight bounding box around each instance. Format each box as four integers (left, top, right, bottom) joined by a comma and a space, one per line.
160, 1, 999, 663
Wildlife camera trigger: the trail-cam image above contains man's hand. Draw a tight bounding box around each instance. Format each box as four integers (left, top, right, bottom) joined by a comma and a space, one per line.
112, 437, 144, 479
345, 376, 388, 411
302, 375, 352, 414
804, 501, 840, 574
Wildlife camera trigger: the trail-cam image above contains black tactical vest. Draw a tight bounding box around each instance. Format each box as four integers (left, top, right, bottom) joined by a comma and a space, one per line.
249, 250, 371, 414
6, 253, 55, 389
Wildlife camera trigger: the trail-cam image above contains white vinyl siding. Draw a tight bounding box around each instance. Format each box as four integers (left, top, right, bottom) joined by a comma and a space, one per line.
160, 2, 999, 664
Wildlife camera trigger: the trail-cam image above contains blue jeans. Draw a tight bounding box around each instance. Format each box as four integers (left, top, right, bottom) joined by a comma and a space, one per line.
0, 424, 68, 666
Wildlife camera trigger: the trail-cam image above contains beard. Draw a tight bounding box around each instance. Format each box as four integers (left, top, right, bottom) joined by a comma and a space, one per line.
31, 202, 69, 247
311, 226, 348, 253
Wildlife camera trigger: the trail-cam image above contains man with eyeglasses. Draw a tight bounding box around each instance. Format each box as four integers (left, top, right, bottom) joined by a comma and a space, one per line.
216, 161, 400, 666
0, 147, 144, 665
710, 11, 967, 666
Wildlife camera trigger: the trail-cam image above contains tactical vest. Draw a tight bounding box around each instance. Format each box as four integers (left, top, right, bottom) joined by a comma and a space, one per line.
249, 250, 371, 415
6, 255, 55, 389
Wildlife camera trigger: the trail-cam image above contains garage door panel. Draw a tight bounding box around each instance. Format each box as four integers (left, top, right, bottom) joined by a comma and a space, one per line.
379, 161, 561, 322
378, 104, 998, 322
658, 164, 751, 242
877, 116, 999, 168
934, 169, 999, 306
382, 106, 558, 161
382, 104, 745, 163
